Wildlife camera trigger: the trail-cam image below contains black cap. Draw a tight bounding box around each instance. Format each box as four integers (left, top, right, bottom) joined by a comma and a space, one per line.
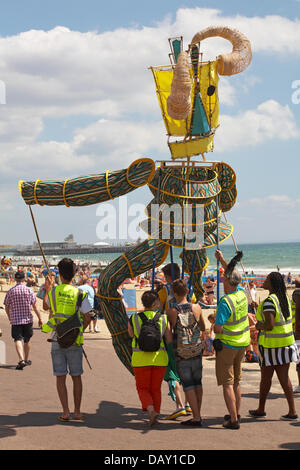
15, 271, 25, 281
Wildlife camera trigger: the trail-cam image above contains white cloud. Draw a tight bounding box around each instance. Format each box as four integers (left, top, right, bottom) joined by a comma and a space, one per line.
0, 9, 299, 122
172, 8, 300, 55
248, 194, 300, 208
0, 187, 14, 212
0, 8, 300, 243
227, 194, 300, 243
215, 100, 300, 152
73, 119, 166, 165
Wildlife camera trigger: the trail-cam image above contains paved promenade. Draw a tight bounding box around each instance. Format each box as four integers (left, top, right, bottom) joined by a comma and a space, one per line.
1, 310, 300, 451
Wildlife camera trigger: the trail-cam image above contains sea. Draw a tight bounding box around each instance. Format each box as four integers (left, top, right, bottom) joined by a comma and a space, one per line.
3, 242, 300, 275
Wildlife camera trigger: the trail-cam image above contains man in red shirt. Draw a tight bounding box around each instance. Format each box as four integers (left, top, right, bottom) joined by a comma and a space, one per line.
4, 271, 42, 370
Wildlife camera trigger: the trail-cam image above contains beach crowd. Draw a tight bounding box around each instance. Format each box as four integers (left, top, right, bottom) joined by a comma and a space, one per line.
1, 251, 300, 430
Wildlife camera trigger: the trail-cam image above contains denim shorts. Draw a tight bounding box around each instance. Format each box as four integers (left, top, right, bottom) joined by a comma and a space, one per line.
176, 355, 203, 391
51, 342, 83, 376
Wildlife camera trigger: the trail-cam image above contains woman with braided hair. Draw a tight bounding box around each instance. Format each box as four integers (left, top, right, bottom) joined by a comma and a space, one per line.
249, 272, 299, 421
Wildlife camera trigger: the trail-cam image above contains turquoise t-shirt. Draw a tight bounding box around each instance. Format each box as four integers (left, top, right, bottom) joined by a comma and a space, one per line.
215, 286, 245, 350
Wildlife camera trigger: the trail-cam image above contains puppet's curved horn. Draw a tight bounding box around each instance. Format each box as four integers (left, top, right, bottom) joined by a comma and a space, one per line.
166, 51, 192, 121
167, 26, 252, 120
191, 25, 252, 76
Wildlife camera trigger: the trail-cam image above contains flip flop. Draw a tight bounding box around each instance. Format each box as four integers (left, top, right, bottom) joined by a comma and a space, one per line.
58, 416, 70, 422
73, 415, 85, 421
162, 408, 186, 420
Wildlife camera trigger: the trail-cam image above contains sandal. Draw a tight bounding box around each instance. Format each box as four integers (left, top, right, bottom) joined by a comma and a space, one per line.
181, 418, 203, 427
73, 415, 85, 421
25, 360, 32, 366
58, 416, 70, 422
280, 414, 298, 421
224, 414, 241, 422
16, 361, 26, 370
223, 419, 240, 430
248, 409, 266, 418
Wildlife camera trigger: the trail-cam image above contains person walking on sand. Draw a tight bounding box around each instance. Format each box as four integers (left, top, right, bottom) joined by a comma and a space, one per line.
128, 290, 173, 426
4, 271, 43, 370
214, 250, 250, 430
249, 272, 299, 421
42, 258, 92, 422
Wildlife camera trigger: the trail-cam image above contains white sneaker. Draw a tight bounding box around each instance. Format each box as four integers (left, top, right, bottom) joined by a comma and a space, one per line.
293, 385, 300, 394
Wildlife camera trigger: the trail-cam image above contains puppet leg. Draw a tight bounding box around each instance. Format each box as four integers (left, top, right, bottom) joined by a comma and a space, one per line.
97, 239, 169, 374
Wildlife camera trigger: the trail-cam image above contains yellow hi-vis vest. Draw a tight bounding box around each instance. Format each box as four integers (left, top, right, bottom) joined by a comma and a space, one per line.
41, 284, 86, 346
256, 293, 294, 348
216, 289, 250, 347
131, 310, 168, 367
291, 299, 296, 331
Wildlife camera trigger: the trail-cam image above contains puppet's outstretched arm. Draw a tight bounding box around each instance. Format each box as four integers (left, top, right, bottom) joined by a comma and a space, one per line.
19, 158, 155, 207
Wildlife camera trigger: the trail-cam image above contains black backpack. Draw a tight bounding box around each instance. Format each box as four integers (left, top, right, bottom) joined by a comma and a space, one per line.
137, 312, 162, 352
56, 293, 84, 349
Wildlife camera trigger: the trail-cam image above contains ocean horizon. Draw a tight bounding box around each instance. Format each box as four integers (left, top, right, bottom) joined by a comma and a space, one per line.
2, 241, 300, 275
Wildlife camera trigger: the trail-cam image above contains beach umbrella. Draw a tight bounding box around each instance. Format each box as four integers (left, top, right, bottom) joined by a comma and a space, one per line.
42, 267, 58, 276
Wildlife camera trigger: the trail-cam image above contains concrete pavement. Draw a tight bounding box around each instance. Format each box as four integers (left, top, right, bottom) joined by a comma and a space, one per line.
1, 311, 300, 451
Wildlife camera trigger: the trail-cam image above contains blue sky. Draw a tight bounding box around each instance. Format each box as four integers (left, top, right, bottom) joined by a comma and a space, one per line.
0, 0, 300, 246
0, 1, 297, 35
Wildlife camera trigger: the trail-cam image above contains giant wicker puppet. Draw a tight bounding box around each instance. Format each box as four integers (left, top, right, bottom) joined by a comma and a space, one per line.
19, 26, 252, 374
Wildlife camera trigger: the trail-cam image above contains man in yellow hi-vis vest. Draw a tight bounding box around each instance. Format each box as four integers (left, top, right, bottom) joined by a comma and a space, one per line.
214, 249, 250, 430
42, 258, 92, 422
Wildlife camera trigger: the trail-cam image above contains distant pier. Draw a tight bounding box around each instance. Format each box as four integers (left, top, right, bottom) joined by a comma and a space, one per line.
13, 245, 131, 256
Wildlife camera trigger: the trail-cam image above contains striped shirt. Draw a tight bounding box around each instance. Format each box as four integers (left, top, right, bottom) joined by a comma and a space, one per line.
4, 282, 36, 325
263, 298, 276, 314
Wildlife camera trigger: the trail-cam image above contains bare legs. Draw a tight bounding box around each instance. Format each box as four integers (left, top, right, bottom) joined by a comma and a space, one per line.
147, 404, 158, 426
15, 340, 25, 362
24, 342, 30, 362
184, 386, 203, 422
223, 383, 241, 422
56, 375, 83, 420
15, 340, 31, 364
255, 364, 296, 416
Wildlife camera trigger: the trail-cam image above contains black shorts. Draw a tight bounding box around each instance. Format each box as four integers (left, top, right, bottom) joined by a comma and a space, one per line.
11, 323, 33, 343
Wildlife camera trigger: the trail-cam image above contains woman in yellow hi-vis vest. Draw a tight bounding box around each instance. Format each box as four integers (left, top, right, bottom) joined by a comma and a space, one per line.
249, 272, 299, 421
128, 290, 173, 426
291, 276, 300, 394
